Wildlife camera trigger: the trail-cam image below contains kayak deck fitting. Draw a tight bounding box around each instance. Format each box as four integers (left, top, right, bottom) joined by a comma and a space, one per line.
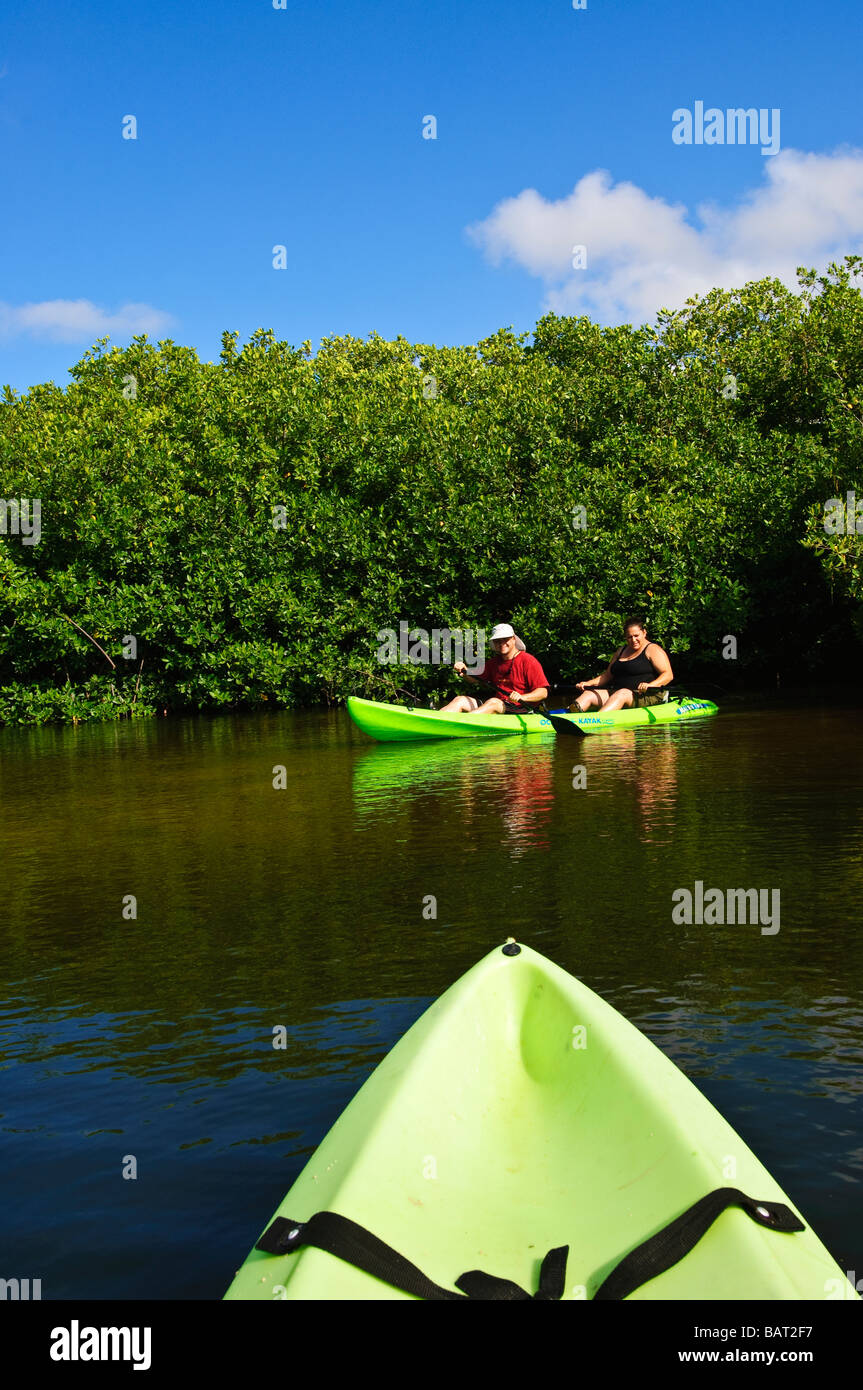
347, 694, 556, 742
225, 941, 853, 1301
549, 697, 719, 735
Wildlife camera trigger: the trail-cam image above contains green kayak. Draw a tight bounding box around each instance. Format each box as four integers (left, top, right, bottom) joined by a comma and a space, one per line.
347, 694, 556, 742
549, 697, 719, 736
224, 941, 854, 1301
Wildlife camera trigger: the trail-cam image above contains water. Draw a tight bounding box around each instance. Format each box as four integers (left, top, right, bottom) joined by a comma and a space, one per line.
1, 704, 861, 1297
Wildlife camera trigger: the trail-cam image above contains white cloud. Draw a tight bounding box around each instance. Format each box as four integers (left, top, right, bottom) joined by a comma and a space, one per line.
466, 148, 863, 324
0, 299, 176, 344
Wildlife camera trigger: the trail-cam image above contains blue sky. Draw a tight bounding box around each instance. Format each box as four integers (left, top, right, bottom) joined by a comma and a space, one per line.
1, 0, 861, 394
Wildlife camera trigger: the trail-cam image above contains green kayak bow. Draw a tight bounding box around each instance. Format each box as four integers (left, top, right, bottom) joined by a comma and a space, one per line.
225, 941, 854, 1301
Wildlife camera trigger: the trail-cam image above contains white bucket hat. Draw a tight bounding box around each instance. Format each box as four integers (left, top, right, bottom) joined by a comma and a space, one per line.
490, 623, 526, 652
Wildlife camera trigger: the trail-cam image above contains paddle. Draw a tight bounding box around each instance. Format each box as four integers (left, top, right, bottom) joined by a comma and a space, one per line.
546, 712, 585, 737
369, 670, 610, 716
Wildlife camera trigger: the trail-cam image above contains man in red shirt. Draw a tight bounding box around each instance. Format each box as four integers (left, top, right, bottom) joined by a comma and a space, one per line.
440, 624, 549, 715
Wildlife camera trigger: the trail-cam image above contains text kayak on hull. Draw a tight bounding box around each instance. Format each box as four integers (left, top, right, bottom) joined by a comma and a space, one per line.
549, 698, 719, 735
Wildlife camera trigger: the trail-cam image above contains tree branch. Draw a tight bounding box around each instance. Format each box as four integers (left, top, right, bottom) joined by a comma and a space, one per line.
61, 615, 116, 669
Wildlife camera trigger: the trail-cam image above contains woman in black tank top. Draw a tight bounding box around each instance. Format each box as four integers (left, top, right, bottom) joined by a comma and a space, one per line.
569, 618, 673, 714
609, 643, 659, 691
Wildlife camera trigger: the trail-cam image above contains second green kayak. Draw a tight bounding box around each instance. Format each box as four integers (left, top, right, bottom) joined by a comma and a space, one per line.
224, 941, 854, 1301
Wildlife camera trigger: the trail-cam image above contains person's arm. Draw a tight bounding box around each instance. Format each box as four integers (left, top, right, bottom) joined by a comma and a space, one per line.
454, 660, 487, 686
509, 684, 548, 705
577, 648, 622, 691
636, 645, 674, 693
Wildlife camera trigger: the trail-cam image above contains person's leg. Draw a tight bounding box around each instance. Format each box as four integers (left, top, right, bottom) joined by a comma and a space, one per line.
439, 694, 480, 713
572, 688, 611, 712
474, 697, 506, 714
600, 688, 635, 713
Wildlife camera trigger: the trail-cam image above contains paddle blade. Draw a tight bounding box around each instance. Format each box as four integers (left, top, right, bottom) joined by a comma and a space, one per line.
547, 713, 585, 737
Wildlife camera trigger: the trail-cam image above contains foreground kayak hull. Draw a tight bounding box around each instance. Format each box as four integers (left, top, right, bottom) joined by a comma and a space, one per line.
347, 694, 556, 742
549, 698, 719, 736
225, 942, 853, 1301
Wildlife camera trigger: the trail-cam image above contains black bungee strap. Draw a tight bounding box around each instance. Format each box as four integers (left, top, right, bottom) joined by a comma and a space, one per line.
592, 1187, 804, 1300
255, 1187, 803, 1301
255, 1211, 567, 1300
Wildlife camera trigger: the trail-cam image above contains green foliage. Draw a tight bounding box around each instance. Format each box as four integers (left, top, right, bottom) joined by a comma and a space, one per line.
1, 259, 862, 723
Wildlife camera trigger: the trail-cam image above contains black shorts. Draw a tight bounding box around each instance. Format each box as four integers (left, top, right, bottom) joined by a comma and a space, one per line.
606, 687, 667, 708
631, 690, 667, 708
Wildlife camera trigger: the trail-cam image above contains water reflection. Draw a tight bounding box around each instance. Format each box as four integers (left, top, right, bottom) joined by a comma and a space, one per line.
352, 736, 557, 855
583, 729, 681, 844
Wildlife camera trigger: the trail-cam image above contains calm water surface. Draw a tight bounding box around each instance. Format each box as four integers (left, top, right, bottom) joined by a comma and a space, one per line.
1, 704, 861, 1297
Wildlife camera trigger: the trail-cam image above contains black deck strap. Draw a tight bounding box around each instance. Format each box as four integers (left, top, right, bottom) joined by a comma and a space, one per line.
593, 1187, 805, 1301
455, 1245, 568, 1301
256, 1213, 464, 1299
256, 1212, 569, 1301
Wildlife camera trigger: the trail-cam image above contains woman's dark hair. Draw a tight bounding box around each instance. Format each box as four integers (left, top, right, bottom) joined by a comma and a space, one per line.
623, 615, 646, 631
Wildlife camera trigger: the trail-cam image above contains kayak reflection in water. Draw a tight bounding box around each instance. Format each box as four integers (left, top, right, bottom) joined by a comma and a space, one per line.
569, 617, 673, 713
439, 623, 549, 715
